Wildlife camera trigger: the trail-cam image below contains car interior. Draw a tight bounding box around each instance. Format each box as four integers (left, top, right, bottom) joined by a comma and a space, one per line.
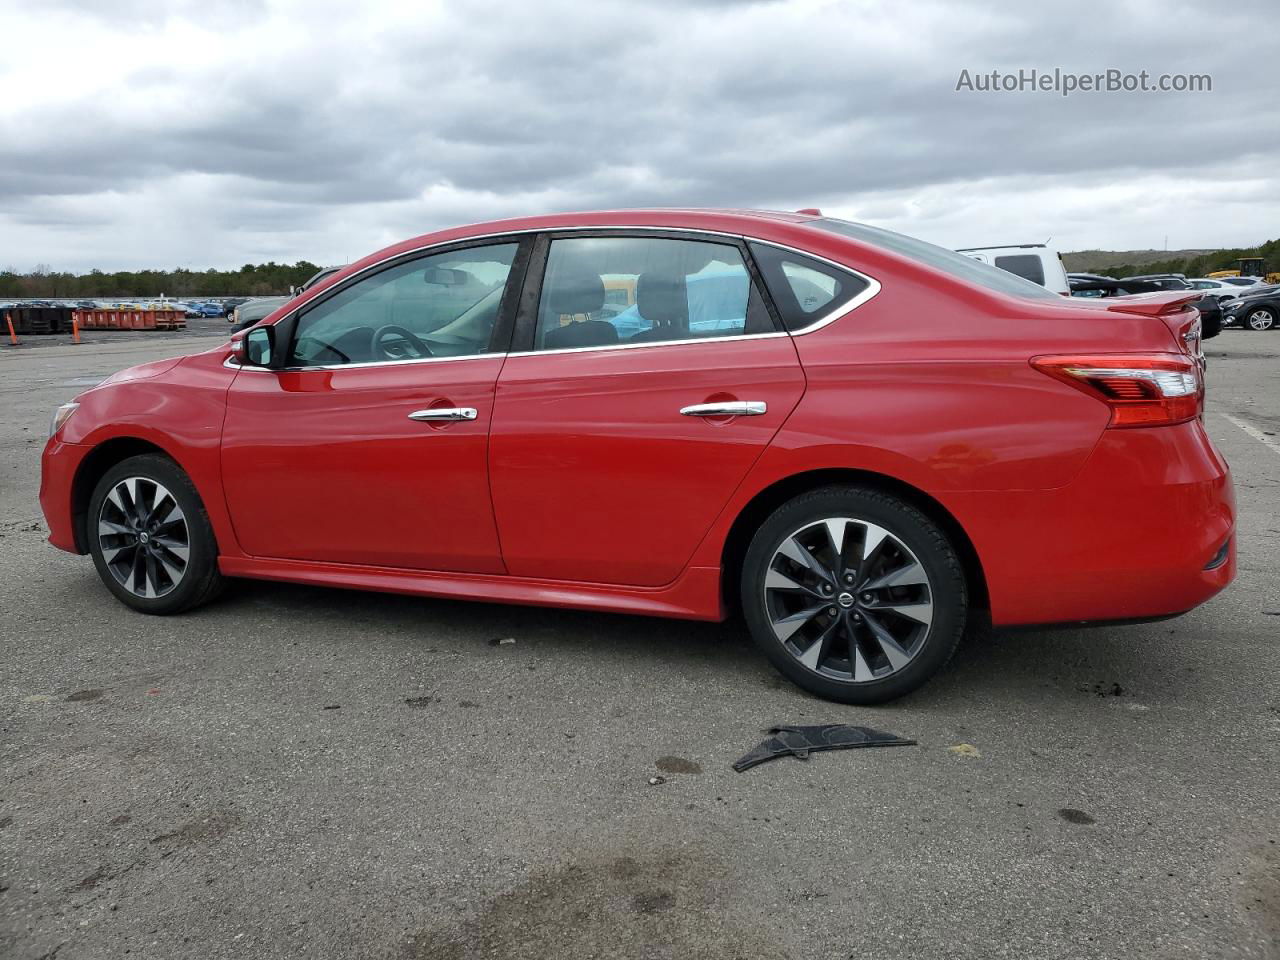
534, 237, 772, 350
289, 247, 518, 366
286, 236, 792, 366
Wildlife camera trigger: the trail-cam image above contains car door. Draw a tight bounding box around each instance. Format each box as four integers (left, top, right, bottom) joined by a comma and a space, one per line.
488, 231, 807, 587
221, 238, 530, 573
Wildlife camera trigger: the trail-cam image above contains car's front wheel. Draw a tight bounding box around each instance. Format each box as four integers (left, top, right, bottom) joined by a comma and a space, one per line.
87, 454, 224, 614
1246, 307, 1276, 331
741, 486, 968, 704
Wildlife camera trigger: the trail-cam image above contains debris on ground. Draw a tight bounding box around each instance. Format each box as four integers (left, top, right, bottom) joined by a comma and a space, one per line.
487, 637, 517, 646
655, 756, 702, 775
948, 743, 981, 758
1058, 808, 1096, 824
648, 776, 667, 786
1079, 681, 1126, 697
404, 696, 433, 708
732, 724, 916, 772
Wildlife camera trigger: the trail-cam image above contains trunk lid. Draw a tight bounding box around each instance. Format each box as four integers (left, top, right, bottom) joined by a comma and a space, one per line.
1101, 291, 1204, 363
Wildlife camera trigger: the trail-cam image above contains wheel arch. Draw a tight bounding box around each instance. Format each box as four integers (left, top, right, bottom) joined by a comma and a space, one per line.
719, 468, 989, 617
70, 437, 176, 553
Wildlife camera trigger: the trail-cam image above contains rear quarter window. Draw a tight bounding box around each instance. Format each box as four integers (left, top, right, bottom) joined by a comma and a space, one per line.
748, 242, 870, 332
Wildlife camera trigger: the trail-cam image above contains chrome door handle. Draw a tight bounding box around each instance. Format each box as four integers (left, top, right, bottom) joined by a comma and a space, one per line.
407, 407, 478, 422
679, 401, 767, 417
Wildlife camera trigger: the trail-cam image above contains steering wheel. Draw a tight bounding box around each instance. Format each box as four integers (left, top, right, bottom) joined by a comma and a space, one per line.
371, 324, 433, 361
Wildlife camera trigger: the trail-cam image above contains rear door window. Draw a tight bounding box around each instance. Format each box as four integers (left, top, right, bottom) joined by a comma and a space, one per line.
532, 235, 775, 350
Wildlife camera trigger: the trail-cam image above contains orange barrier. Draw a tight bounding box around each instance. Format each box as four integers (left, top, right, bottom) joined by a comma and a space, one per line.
70, 308, 187, 332
5, 313, 17, 345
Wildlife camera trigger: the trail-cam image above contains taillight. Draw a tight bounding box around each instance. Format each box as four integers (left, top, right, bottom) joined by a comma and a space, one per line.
1030, 354, 1202, 428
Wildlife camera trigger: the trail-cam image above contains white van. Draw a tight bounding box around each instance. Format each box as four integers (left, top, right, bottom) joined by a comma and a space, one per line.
956, 244, 1070, 294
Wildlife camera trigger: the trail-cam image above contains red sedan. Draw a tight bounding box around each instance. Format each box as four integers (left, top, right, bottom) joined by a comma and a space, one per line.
39, 210, 1235, 703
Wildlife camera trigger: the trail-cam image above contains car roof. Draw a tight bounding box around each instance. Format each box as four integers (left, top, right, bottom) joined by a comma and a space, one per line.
315, 209, 827, 293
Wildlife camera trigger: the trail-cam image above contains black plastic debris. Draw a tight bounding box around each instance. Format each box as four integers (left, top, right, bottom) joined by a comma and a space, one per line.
732, 724, 916, 772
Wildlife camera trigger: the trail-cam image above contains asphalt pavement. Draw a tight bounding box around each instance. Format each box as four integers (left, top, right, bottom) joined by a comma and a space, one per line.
1, 328, 1277, 960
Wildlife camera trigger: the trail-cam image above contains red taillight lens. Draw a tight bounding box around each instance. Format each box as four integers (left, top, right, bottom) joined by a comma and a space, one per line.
1030, 354, 1202, 428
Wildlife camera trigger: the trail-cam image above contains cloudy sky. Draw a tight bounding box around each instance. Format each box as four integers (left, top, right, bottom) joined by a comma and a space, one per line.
0, 0, 1276, 272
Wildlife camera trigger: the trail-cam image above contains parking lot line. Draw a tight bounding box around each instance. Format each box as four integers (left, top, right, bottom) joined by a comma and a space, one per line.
1220, 412, 1280, 458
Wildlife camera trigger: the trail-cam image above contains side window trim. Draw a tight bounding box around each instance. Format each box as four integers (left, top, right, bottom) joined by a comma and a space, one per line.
510, 229, 783, 354
510, 233, 550, 354
280, 235, 534, 369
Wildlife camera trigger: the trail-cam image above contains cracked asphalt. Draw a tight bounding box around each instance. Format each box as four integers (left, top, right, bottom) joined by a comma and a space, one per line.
1, 330, 1277, 960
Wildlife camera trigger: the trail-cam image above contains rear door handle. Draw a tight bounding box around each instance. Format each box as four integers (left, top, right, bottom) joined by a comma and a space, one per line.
408, 407, 478, 422
680, 401, 767, 417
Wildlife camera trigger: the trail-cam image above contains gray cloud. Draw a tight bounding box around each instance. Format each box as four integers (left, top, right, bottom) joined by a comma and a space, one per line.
0, 0, 1276, 270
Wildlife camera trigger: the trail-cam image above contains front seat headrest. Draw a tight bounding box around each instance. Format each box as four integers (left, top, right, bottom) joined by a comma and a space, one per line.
544, 269, 606, 317
636, 272, 689, 330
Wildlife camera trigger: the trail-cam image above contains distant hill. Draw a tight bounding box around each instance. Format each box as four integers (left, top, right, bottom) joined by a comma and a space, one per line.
1064, 239, 1280, 278
1062, 249, 1217, 272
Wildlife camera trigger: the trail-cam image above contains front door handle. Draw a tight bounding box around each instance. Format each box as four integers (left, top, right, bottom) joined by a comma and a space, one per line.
680, 401, 767, 418
408, 407, 478, 422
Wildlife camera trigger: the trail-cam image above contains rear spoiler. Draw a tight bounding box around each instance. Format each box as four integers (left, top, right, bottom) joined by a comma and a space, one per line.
1103, 291, 1201, 317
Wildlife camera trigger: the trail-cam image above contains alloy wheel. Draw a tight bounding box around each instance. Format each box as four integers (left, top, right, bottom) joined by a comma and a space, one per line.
97, 476, 190, 599
763, 517, 933, 682
1248, 309, 1275, 331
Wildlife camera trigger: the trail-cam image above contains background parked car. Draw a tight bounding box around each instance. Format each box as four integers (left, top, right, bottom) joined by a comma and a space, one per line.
231, 266, 345, 331
1187, 278, 1248, 302
956, 243, 1070, 294
1222, 285, 1280, 331
1122, 274, 1193, 290
220, 297, 250, 318
1068, 277, 1221, 338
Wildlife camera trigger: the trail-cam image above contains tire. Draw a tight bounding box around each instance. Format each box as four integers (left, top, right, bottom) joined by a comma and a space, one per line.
87, 454, 224, 615
1246, 307, 1276, 331
740, 486, 967, 704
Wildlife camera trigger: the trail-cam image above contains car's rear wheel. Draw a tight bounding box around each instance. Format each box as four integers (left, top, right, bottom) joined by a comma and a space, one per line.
1246, 307, 1276, 331
741, 486, 967, 704
87, 454, 223, 615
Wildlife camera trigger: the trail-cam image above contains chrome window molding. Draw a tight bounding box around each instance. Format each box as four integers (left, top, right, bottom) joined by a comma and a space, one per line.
225, 351, 504, 374
505, 330, 788, 359
223, 226, 882, 373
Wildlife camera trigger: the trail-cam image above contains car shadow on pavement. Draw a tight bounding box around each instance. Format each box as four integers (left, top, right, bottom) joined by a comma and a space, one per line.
210, 578, 1207, 713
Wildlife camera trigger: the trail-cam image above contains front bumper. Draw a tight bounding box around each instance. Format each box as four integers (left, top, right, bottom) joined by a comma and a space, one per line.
39, 438, 92, 554
951, 419, 1235, 627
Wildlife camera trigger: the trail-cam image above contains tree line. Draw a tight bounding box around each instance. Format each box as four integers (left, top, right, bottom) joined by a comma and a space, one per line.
0, 261, 323, 299
1084, 237, 1279, 279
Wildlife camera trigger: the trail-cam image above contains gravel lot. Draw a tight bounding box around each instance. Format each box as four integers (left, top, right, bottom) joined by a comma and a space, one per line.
2, 330, 1277, 960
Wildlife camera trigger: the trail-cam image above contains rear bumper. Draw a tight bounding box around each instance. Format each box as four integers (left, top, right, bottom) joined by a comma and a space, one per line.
952, 419, 1235, 626
39, 438, 90, 554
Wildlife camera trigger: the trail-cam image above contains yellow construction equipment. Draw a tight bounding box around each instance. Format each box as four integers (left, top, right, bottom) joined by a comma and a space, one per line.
1207, 258, 1280, 283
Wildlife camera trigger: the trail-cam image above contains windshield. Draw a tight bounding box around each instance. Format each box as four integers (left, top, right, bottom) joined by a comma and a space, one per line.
813, 218, 1062, 301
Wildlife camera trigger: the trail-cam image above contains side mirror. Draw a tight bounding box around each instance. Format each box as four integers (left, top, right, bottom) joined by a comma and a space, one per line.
245, 325, 275, 366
